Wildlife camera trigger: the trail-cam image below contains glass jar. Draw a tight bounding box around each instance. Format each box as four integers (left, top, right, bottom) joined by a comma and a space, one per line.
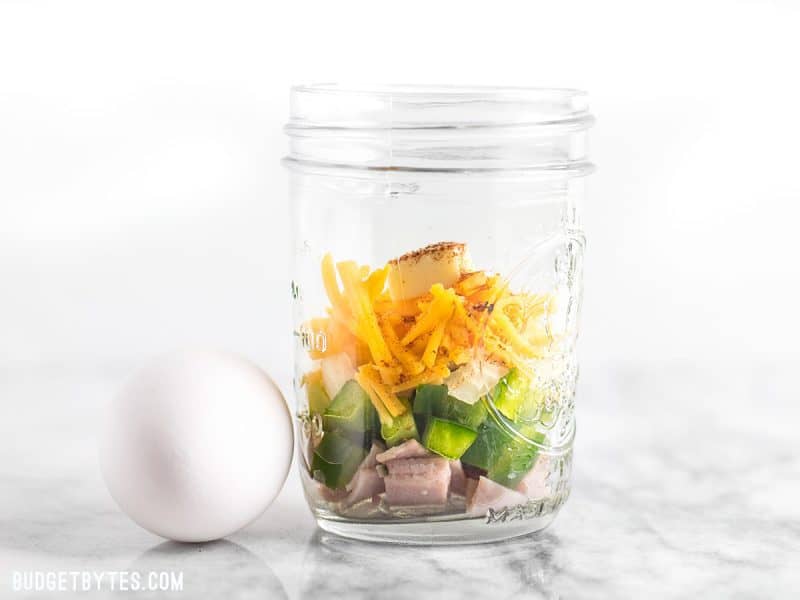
285, 84, 594, 544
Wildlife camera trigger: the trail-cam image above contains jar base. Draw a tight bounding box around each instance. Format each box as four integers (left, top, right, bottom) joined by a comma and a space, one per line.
314, 511, 559, 545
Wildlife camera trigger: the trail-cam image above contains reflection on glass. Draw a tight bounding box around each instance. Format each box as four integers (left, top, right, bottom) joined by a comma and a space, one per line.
299, 530, 560, 599
131, 539, 287, 600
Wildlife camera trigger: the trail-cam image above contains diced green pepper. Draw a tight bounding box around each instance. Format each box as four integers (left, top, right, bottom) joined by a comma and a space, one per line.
413, 384, 446, 420
491, 369, 532, 421
371, 406, 382, 436
380, 409, 419, 447
307, 381, 330, 415
311, 453, 363, 490
422, 417, 478, 459
491, 368, 555, 425
314, 430, 359, 463
459, 369, 554, 488
460, 417, 507, 471
441, 395, 487, 430
322, 380, 376, 435
461, 412, 547, 488
310, 431, 366, 489
487, 429, 546, 488
413, 384, 487, 431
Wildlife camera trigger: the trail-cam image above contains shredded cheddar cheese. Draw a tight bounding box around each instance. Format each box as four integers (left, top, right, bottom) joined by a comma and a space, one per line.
305, 249, 556, 418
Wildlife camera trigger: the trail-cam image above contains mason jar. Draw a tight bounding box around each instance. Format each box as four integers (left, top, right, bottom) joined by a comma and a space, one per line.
284, 84, 594, 544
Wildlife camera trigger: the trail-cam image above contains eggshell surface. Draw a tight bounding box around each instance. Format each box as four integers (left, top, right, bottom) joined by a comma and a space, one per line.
100, 350, 293, 542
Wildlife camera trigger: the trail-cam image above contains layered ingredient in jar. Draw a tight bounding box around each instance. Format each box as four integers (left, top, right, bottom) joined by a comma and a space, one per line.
299, 242, 561, 519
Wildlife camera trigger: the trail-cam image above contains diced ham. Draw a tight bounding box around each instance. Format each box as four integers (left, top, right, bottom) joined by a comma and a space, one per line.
314, 481, 347, 503
344, 468, 383, 507
466, 476, 529, 517
383, 456, 451, 506
449, 460, 467, 496
465, 477, 479, 502
376, 438, 432, 463
343, 442, 386, 506
516, 455, 551, 499
382, 456, 446, 476
363, 441, 385, 468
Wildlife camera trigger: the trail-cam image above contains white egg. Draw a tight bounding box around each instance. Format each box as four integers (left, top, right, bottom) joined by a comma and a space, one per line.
99, 350, 293, 542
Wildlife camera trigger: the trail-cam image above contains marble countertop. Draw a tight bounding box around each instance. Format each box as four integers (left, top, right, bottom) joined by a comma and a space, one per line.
1, 363, 798, 599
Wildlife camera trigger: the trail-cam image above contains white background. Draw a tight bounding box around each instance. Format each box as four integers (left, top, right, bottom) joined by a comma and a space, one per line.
2, 0, 799, 390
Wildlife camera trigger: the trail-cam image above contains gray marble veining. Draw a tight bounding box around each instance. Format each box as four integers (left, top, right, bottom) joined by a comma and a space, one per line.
1, 364, 798, 598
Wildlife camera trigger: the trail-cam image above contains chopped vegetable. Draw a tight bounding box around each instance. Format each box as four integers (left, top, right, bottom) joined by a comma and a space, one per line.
490, 368, 556, 424
320, 353, 356, 399
422, 417, 478, 459
307, 380, 330, 415
380, 410, 419, 447
461, 410, 547, 489
442, 395, 488, 431
413, 384, 487, 431
322, 380, 376, 435
487, 429, 546, 489
491, 368, 532, 421
311, 432, 367, 489
460, 417, 505, 472
445, 358, 508, 405
412, 383, 446, 420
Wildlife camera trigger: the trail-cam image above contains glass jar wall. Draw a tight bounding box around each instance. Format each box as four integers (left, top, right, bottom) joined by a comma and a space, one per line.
285, 84, 594, 544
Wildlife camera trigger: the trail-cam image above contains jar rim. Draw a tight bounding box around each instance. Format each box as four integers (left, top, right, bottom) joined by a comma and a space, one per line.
291, 82, 587, 100
287, 83, 592, 131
